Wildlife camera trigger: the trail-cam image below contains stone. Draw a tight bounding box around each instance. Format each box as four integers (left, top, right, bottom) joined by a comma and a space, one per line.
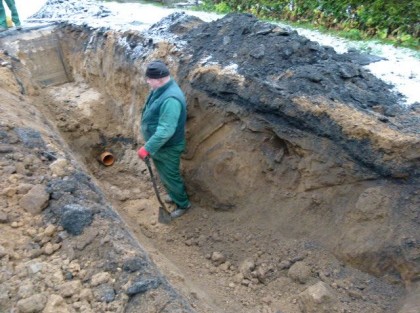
239, 258, 256, 279
298, 281, 342, 313
91, 272, 111, 287
50, 158, 71, 177
219, 261, 231, 271
19, 184, 49, 215
93, 284, 115, 303
0, 244, 7, 258
4, 186, 17, 197
241, 279, 251, 287
25, 227, 37, 237
2, 164, 16, 174
68, 261, 81, 273
234, 273, 244, 283
126, 278, 161, 296
43, 242, 55, 255
278, 260, 291, 270
60, 280, 82, 298
255, 264, 272, 284
27, 262, 44, 274
211, 251, 226, 266
79, 302, 94, 313
15, 162, 27, 175
46, 178, 77, 200
353, 187, 390, 221
17, 282, 34, 299
79, 288, 93, 301
122, 257, 147, 272
0, 211, 8, 223
17, 293, 47, 313
261, 295, 274, 305
0, 284, 10, 308
75, 228, 98, 250
48, 270, 65, 286
52, 243, 61, 252
17, 183, 33, 194
250, 44, 265, 59
43, 294, 71, 313
288, 261, 312, 284
43, 224, 57, 236
60, 204, 93, 235
8, 174, 22, 184
29, 248, 43, 259
339, 64, 359, 78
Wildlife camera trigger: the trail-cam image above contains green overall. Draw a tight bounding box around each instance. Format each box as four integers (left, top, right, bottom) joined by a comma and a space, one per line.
0, 0, 21, 30
141, 78, 190, 209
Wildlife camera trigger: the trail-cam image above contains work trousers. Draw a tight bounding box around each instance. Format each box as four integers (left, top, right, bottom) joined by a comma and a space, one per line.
0, 0, 21, 29
152, 142, 190, 209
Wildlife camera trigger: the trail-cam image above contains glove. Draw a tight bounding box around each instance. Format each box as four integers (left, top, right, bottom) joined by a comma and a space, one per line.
137, 146, 150, 160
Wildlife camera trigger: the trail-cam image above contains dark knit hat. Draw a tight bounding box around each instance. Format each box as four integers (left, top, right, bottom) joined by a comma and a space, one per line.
145, 60, 170, 79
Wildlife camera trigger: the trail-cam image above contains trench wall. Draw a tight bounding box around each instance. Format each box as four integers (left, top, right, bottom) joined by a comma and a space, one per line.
48, 22, 420, 288
0, 28, 197, 313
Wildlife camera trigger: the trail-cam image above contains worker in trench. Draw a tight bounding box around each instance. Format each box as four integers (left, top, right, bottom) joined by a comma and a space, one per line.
137, 60, 191, 218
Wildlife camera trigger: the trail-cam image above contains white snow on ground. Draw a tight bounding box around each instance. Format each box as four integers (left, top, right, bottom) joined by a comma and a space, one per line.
295, 28, 420, 106
96, 2, 221, 29
17, 0, 420, 106
16, 0, 47, 20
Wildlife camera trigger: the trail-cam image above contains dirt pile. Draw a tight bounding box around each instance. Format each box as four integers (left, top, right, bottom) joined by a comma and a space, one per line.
179, 13, 419, 178
0, 3, 419, 313
31, 0, 111, 20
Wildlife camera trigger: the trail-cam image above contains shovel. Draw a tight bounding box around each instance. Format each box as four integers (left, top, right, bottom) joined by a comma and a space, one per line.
144, 156, 172, 224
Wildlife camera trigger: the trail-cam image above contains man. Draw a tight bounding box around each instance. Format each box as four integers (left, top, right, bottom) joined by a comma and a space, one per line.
0, 0, 21, 32
137, 60, 191, 219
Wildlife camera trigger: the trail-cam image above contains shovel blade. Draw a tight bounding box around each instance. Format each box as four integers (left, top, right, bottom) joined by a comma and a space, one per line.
158, 206, 172, 224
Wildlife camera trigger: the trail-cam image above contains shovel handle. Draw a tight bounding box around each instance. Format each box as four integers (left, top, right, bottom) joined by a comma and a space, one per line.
144, 157, 170, 214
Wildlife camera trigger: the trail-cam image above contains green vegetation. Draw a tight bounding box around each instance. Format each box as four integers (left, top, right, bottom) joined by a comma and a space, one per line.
199, 0, 419, 50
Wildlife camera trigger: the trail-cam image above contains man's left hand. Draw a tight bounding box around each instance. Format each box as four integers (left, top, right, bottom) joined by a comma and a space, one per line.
137, 146, 150, 160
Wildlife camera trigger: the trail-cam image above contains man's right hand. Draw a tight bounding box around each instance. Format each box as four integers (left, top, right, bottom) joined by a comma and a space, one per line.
137, 146, 150, 160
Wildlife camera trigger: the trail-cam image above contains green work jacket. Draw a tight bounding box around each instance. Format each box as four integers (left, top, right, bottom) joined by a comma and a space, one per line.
141, 78, 187, 155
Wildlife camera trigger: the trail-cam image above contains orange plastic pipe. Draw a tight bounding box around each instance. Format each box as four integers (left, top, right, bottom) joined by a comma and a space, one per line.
99, 152, 115, 166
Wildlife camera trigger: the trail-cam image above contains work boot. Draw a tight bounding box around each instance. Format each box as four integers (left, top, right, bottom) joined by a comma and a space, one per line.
170, 204, 191, 219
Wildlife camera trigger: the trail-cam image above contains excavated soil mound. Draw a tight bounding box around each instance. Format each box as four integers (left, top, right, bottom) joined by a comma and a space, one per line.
177, 13, 419, 178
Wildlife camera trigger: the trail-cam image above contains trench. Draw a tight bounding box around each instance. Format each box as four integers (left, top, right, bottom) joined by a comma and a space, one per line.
3, 24, 418, 313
